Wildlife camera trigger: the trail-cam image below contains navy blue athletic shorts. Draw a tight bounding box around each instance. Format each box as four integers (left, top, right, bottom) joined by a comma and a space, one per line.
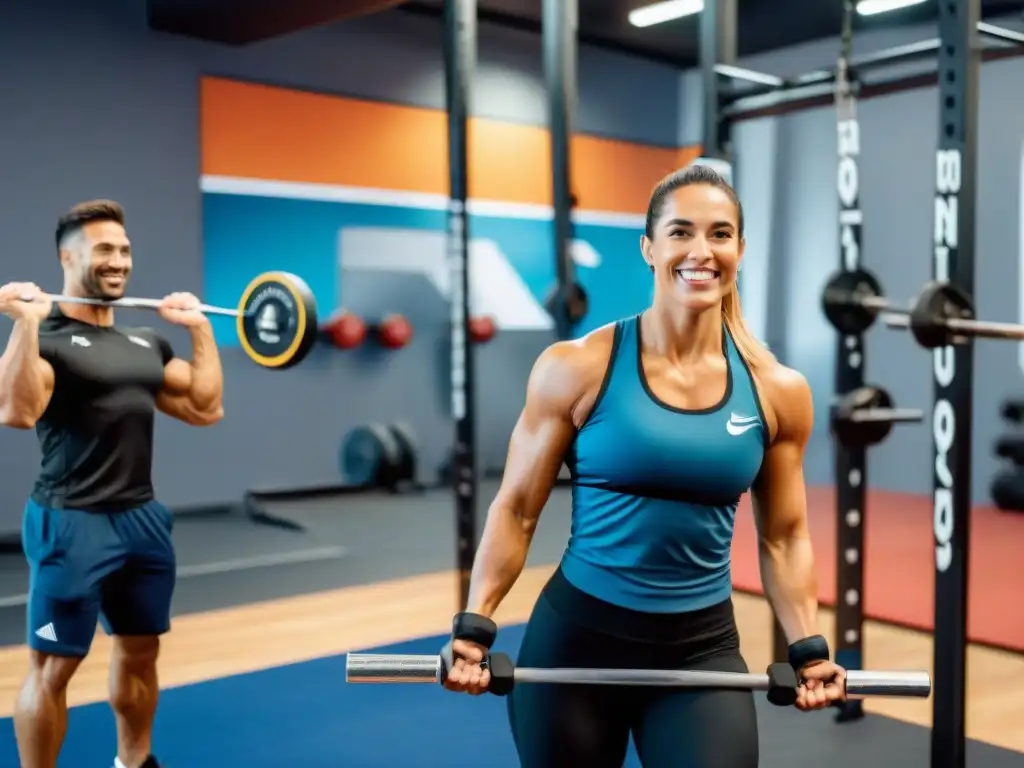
22, 498, 176, 658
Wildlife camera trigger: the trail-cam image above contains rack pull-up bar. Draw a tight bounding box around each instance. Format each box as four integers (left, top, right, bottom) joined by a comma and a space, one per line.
714, 63, 784, 87
977, 21, 1024, 45
719, 38, 938, 107
716, 19, 1024, 117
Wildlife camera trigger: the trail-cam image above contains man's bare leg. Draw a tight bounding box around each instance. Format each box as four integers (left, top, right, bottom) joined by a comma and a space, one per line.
109, 635, 161, 768
14, 650, 85, 768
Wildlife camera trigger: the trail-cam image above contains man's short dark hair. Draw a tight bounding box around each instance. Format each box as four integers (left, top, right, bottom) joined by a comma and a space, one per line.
55, 199, 126, 252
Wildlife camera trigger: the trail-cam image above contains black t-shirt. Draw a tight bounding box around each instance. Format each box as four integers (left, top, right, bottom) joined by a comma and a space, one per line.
31, 307, 175, 512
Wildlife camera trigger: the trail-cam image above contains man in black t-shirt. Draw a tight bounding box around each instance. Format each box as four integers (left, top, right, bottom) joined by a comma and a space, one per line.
0, 200, 224, 768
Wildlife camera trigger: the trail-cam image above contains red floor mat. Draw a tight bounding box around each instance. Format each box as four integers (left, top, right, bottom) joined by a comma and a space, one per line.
730, 486, 1024, 652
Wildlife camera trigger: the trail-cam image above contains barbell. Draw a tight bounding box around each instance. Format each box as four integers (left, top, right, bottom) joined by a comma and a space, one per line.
19, 271, 318, 370
821, 267, 1024, 348
344, 652, 932, 706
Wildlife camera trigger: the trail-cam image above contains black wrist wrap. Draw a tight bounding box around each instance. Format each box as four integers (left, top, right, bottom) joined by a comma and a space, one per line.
787, 634, 830, 672
452, 612, 498, 650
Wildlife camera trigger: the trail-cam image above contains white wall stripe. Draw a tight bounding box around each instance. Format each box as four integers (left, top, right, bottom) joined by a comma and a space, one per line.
200, 175, 647, 230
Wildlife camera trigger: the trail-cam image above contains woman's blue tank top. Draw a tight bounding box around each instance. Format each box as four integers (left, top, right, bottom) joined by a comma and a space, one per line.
561, 313, 769, 614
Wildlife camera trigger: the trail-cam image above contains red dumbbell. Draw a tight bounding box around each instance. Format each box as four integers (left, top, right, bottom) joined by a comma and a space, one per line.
322, 310, 368, 350
377, 314, 413, 350
469, 315, 497, 344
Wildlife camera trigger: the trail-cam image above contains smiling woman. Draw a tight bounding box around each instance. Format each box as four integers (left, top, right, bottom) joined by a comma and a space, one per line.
640, 164, 774, 371
426, 164, 838, 767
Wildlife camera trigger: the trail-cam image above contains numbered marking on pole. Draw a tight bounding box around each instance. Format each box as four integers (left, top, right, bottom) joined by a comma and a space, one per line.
236, 272, 319, 369
932, 147, 961, 574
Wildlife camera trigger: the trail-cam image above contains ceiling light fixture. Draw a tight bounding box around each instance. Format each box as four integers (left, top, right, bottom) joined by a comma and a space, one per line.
855, 0, 928, 17
627, 0, 926, 30
628, 0, 704, 29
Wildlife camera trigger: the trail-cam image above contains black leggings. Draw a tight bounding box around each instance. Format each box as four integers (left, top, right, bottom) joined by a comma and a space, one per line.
507, 569, 758, 768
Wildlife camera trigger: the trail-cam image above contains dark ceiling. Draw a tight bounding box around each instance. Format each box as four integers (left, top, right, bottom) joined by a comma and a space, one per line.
400, 0, 1024, 68
147, 0, 1024, 69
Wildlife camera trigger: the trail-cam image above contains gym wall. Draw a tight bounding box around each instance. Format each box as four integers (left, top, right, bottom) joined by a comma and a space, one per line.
685, 15, 1024, 503
0, 0, 684, 534
200, 76, 700, 498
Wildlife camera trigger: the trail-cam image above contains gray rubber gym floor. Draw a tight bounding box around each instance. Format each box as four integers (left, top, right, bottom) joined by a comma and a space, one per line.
0, 480, 576, 639
0, 481, 1020, 766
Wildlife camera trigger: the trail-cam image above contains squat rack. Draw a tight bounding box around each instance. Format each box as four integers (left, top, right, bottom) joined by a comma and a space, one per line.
443, 0, 1018, 765
704, 2, 1021, 767
442, 0, 583, 611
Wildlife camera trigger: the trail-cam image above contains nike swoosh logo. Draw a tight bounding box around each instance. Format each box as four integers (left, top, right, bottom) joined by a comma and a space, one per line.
727, 421, 760, 436
729, 412, 759, 424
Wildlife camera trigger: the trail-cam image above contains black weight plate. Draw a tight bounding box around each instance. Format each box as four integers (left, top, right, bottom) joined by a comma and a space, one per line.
835, 384, 894, 416
564, 281, 589, 323
237, 272, 319, 369
1001, 398, 1024, 423
830, 384, 894, 448
994, 434, 1024, 465
544, 281, 589, 325
908, 281, 975, 350
340, 423, 401, 488
765, 662, 799, 707
821, 268, 883, 335
990, 467, 1024, 512
386, 421, 418, 485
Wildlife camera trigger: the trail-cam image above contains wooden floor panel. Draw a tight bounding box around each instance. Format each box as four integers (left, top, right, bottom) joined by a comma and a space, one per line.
0, 565, 1020, 754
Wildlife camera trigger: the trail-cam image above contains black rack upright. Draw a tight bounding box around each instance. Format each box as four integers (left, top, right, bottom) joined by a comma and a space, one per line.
930, 1, 979, 766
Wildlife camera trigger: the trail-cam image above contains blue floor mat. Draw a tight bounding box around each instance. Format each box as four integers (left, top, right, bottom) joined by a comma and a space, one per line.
0, 624, 555, 768
1, 622, 1021, 767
